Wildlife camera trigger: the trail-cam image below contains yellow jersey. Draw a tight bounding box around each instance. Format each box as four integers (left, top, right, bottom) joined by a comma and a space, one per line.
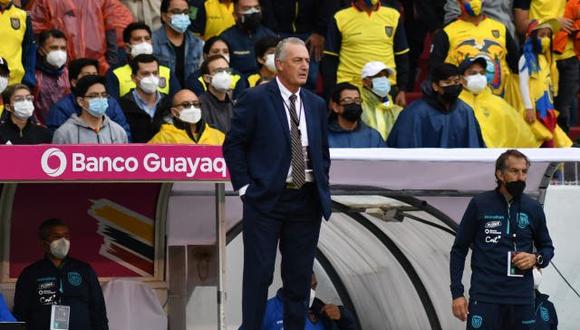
528, 0, 575, 60
148, 123, 225, 145
0, 5, 28, 85
325, 5, 409, 87
203, 0, 235, 40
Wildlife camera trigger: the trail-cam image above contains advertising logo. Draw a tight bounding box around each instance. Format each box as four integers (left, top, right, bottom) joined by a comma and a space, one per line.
41, 148, 67, 177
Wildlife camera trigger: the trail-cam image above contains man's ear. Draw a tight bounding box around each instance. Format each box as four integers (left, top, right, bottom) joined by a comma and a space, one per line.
203, 74, 212, 85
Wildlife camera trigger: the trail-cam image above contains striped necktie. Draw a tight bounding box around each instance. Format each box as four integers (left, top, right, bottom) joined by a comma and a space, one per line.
288, 94, 305, 188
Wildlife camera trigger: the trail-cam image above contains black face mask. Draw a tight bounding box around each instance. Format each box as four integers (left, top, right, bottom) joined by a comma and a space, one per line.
240, 12, 262, 31
440, 84, 462, 103
342, 104, 362, 122
505, 180, 526, 199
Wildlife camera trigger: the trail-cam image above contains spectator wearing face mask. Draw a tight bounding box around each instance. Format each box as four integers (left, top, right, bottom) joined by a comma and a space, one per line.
33, 29, 70, 125
517, 20, 572, 148
107, 22, 180, 100
0, 0, 35, 88
153, 0, 204, 87
0, 57, 10, 116
186, 37, 247, 100
118, 54, 172, 143
247, 35, 279, 87
53, 75, 128, 144
458, 57, 541, 148
189, 0, 236, 40
532, 267, 558, 330
149, 88, 224, 144
328, 82, 385, 148
359, 61, 403, 141
198, 55, 237, 133
0, 84, 51, 144
219, 0, 276, 76
262, 272, 357, 330
47, 58, 131, 139
13, 218, 109, 330
387, 63, 485, 148
429, 0, 520, 97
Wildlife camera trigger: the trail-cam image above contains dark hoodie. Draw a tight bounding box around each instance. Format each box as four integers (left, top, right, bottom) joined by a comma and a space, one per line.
327, 115, 385, 148
387, 80, 485, 147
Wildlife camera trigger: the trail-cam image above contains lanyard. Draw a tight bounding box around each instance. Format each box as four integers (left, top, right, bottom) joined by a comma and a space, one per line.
506, 200, 519, 251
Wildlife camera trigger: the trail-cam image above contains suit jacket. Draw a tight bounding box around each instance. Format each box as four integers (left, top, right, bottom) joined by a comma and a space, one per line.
223, 80, 331, 219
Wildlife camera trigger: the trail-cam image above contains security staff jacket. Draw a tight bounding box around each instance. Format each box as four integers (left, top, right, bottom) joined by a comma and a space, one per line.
450, 189, 555, 305
13, 257, 108, 330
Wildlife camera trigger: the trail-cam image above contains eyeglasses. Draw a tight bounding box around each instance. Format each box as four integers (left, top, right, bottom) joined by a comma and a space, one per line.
84, 93, 109, 99
12, 95, 34, 102
175, 101, 201, 108
339, 97, 362, 105
212, 68, 232, 74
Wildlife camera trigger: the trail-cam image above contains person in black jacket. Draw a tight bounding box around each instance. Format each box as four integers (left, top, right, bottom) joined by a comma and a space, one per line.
261, 0, 338, 90
118, 54, 172, 142
13, 218, 108, 330
533, 267, 558, 330
0, 84, 51, 144
450, 149, 555, 329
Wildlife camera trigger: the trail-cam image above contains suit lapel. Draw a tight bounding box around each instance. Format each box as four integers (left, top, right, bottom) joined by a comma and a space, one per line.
301, 89, 316, 148
267, 80, 290, 142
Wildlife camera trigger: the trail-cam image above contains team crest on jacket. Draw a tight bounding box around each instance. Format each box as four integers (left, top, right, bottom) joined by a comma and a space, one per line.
385, 26, 393, 37
471, 315, 483, 328
68, 272, 82, 286
10, 18, 21, 30
492, 30, 500, 38
540, 306, 550, 321
159, 77, 167, 88
518, 213, 529, 229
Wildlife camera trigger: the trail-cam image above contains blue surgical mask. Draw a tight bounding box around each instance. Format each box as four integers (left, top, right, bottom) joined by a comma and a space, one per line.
371, 76, 391, 98
170, 14, 191, 33
87, 98, 108, 118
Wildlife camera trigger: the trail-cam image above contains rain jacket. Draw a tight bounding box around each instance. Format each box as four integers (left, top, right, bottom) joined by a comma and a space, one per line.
34, 55, 70, 125
387, 81, 485, 148
459, 87, 541, 148
52, 113, 128, 144
328, 116, 385, 148
148, 122, 224, 145
360, 87, 403, 141
30, 0, 134, 72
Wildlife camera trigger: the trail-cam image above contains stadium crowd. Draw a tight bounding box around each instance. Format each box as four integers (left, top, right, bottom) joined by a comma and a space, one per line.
0, 0, 577, 148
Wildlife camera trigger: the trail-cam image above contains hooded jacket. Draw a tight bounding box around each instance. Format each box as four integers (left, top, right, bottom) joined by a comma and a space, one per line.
47, 94, 131, 140
148, 121, 225, 145
52, 113, 127, 144
328, 115, 385, 148
387, 81, 485, 148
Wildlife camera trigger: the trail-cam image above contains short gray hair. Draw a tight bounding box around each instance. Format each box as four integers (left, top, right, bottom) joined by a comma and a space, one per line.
275, 37, 306, 62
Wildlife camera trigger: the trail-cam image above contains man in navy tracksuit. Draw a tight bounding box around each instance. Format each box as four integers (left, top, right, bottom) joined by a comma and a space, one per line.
450, 149, 554, 329
13, 218, 108, 330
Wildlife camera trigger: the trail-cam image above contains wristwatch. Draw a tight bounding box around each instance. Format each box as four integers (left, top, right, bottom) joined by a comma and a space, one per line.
535, 253, 543, 266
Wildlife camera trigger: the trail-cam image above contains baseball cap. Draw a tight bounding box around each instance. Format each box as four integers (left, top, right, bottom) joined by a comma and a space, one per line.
459, 57, 487, 74
361, 61, 394, 79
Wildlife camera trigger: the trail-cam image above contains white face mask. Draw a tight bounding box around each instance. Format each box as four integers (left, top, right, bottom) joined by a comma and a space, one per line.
139, 75, 160, 94
308, 289, 316, 308
533, 267, 542, 290
0, 76, 8, 94
46, 50, 67, 68
49, 238, 70, 260
211, 71, 233, 92
179, 106, 202, 124
264, 53, 276, 73
465, 73, 487, 94
130, 42, 154, 57
12, 100, 35, 120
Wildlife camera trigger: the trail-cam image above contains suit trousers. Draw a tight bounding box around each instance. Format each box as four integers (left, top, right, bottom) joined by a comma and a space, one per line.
241, 183, 322, 330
